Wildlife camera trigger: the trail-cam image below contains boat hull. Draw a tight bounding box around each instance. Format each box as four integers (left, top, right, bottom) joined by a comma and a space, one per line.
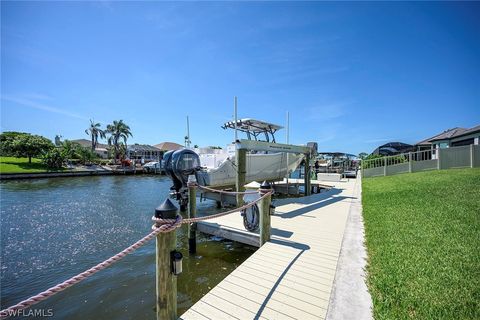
196, 152, 304, 187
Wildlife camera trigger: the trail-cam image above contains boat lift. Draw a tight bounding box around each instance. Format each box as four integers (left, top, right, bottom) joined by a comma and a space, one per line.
234, 139, 312, 203
164, 117, 316, 210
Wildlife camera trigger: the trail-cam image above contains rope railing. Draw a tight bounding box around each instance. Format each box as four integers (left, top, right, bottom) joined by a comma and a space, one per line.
195, 184, 259, 195
0, 190, 272, 319
153, 191, 272, 227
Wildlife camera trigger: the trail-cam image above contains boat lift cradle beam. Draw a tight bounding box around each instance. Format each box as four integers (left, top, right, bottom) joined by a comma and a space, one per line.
235, 139, 312, 205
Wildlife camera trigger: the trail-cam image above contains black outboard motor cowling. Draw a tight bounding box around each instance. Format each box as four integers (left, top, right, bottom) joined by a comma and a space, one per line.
171, 149, 201, 189
164, 149, 201, 210
164, 150, 181, 192
163, 150, 176, 185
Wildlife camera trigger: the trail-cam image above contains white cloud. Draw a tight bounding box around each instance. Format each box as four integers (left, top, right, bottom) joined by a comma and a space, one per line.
1, 95, 89, 121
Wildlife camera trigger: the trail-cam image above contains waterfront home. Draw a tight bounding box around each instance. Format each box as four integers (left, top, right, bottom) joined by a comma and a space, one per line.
415, 124, 480, 151
371, 142, 415, 156
126, 144, 162, 162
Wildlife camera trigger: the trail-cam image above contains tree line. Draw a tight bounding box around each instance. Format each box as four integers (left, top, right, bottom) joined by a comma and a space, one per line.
0, 119, 132, 169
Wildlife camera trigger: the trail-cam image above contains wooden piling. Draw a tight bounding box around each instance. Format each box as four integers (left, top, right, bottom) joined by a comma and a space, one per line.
236, 147, 247, 206
304, 153, 311, 196
156, 232, 176, 319
188, 178, 197, 254
259, 188, 272, 246
155, 200, 178, 320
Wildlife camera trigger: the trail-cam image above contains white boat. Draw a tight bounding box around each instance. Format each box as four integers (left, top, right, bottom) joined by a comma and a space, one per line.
163, 118, 307, 208
195, 147, 304, 187
195, 119, 305, 187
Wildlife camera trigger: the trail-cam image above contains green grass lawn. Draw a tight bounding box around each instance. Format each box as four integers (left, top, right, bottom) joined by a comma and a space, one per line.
362, 168, 480, 319
0, 156, 52, 173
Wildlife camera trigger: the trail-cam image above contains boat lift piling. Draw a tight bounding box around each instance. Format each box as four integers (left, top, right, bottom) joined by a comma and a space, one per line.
259, 182, 273, 246
235, 147, 247, 206
234, 139, 312, 199
187, 175, 197, 254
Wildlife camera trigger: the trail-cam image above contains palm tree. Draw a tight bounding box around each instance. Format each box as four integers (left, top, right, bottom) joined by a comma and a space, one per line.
106, 120, 132, 163
85, 120, 106, 152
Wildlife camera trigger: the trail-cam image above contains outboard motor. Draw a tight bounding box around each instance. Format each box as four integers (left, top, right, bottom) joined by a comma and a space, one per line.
164, 149, 201, 210
164, 150, 182, 192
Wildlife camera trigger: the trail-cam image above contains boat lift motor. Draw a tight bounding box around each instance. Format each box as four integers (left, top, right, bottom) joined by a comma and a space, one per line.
164, 149, 201, 211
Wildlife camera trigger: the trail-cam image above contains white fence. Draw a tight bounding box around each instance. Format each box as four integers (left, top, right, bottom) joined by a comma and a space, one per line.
363, 144, 479, 178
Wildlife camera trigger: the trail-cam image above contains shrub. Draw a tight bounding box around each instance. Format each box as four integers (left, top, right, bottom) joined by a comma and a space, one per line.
77, 147, 97, 165
42, 149, 66, 169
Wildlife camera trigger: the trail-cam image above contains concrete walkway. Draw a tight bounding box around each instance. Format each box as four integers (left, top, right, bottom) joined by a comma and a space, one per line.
180, 177, 372, 319
326, 176, 373, 320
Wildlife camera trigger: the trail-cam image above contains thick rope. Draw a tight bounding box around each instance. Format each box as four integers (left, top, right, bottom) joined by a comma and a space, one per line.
152, 191, 272, 226
0, 216, 183, 319
0, 191, 272, 319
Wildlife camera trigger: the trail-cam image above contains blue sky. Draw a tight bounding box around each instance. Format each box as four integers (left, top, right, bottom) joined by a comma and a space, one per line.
1, 2, 479, 155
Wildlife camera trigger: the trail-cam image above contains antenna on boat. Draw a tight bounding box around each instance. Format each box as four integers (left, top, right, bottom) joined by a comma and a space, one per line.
186, 116, 191, 148
286, 111, 289, 144
234, 96, 238, 142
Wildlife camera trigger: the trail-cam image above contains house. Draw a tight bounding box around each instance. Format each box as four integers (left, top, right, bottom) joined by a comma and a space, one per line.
371, 142, 415, 156
154, 142, 183, 151
415, 125, 480, 151
126, 144, 162, 162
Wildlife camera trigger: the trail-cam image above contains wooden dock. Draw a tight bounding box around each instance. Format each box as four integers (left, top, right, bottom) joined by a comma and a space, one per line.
181, 177, 361, 319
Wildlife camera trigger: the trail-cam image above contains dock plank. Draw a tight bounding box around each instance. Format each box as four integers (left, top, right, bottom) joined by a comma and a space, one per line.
181, 178, 360, 319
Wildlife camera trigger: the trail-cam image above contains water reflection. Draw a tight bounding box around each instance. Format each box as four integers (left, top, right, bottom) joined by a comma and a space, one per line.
1, 176, 255, 319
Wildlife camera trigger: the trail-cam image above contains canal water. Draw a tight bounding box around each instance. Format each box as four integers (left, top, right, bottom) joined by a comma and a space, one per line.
0, 175, 256, 319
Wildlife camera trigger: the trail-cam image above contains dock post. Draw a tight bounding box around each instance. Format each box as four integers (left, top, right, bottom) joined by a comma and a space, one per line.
155, 199, 179, 320
259, 182, 272, 246
236, 147, 247, 206
187, 175, 197, 254
304, 153, 311, 196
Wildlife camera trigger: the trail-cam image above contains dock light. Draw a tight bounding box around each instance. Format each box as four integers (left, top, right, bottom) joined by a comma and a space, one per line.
155, 198, 178, 219
171, 250, 183, 275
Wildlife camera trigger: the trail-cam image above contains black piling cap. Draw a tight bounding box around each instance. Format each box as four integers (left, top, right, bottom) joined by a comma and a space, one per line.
260, 181, 272, 190
155, 198, 178, 219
